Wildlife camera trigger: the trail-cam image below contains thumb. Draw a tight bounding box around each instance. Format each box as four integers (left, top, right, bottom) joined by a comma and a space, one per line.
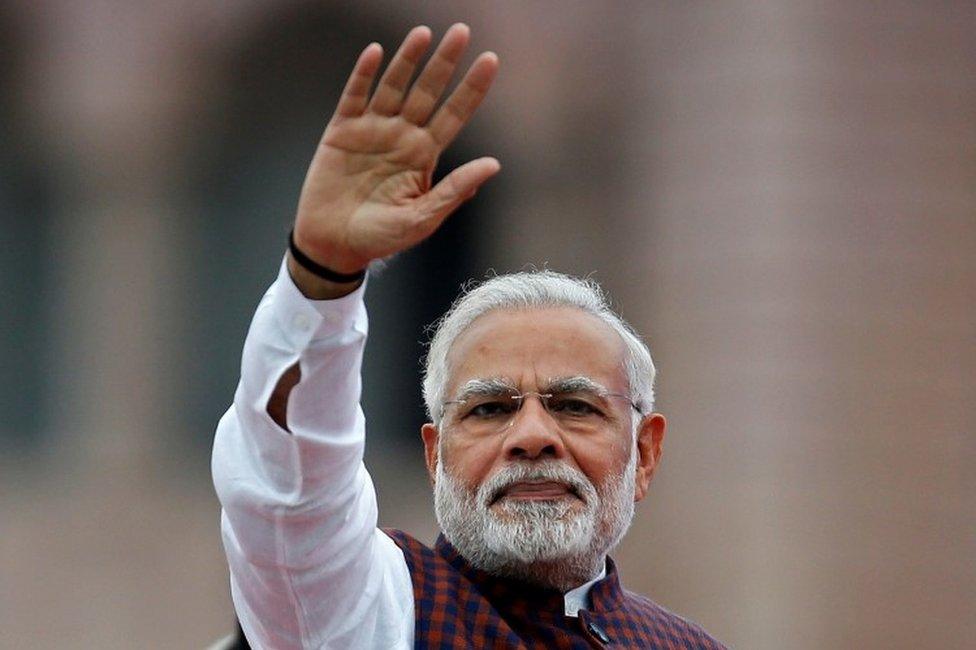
416, 157, 501, 225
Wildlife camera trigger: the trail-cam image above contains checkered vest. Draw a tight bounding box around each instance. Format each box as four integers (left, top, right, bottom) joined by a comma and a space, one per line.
385, 529, 727, 649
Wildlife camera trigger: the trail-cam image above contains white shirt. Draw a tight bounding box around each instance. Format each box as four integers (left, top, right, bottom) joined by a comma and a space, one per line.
212, 259, 601, 649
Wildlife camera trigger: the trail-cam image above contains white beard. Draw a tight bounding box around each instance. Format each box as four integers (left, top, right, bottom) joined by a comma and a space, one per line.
433, 450, 637, 591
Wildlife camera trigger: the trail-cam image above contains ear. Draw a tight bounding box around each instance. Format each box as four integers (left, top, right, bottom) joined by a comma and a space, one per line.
420, 422, 441, 486
633, 413, 666, 502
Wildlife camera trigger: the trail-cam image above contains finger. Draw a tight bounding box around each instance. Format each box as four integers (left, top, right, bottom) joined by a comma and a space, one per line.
415, 157, 501, 225
334, 43, 384, 119
401, 23, 471, 125
427, 52, 499, 148
367, 26, 432, 116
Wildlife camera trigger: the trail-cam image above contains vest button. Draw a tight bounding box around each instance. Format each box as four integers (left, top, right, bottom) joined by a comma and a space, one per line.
587, 620, 611, 644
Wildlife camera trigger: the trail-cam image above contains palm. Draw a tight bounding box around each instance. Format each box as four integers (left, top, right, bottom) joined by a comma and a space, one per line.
294, 25, 500, 273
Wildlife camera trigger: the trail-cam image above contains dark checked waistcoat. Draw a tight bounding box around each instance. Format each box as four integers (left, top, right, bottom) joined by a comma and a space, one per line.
385, 530, 727, 650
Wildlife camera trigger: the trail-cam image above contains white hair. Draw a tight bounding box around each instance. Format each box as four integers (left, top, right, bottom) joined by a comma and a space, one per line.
422, 270, 656, 426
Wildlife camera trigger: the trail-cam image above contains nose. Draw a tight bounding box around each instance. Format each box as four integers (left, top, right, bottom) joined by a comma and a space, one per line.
502, 394, 567, 461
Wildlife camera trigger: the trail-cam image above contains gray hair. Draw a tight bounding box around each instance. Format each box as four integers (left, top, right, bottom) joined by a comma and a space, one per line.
422, 270, 656, 426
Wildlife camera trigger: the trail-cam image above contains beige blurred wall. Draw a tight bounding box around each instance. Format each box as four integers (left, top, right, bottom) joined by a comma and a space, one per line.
1, 1, 973, 648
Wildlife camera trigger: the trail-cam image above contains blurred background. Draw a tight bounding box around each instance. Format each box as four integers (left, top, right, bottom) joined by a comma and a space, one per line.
1, 1, 973, 648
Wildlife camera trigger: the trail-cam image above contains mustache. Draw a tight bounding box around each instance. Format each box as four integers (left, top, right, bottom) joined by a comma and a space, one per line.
478, 461, 595, 506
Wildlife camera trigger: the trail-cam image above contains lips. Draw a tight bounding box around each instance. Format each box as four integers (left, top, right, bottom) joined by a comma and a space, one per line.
495, 480, 579, 502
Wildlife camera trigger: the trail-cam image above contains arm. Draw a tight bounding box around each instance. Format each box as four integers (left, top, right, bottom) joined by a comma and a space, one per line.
212, 24, 500, 648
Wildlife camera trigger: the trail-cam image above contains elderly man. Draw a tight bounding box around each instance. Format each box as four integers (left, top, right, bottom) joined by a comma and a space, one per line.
213, 24, 726, 649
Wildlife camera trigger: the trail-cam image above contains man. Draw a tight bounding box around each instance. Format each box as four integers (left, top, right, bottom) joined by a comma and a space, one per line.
212, 23, 726, 649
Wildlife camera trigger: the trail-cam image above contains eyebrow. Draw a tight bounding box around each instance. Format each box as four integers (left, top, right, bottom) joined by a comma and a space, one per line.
454, 377, 518, 401
542, 376, 614, 396
453, 375, 614, 400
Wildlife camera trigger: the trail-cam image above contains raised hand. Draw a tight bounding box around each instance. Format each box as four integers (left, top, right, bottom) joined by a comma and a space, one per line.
291, 24, 500, 291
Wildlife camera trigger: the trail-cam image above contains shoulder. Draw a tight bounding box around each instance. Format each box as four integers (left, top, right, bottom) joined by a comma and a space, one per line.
618, 589, 728, 649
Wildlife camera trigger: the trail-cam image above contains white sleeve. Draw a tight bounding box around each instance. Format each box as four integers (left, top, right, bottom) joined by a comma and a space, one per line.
212, 258, 414, 649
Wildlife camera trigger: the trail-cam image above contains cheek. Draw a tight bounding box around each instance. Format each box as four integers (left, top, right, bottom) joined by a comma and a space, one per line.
567, 435, 632, 483
440, 433, 503, 487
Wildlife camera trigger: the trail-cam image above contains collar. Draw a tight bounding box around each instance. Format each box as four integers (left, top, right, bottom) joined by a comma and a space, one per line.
434, 534, 626, 617
563, 566, 606, 617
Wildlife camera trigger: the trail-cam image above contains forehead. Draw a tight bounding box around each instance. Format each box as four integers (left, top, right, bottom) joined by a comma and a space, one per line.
445, 307, 629, 394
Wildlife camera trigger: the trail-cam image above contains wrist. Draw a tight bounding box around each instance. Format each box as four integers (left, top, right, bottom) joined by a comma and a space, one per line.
291, 226, 368, 276
286, 228, 367, 299
289, 229, 367, 279
286, 253, 363, 299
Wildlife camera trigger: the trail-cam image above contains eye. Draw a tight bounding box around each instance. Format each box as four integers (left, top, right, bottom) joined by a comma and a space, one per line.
466, 399, 517, 419
548, 395, 603, 417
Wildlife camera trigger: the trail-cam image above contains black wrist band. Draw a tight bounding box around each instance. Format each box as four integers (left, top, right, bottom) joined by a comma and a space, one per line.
288, 229, 366, 283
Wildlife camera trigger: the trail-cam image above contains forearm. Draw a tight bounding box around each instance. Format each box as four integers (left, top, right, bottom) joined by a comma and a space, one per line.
214, 256, 368, 496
